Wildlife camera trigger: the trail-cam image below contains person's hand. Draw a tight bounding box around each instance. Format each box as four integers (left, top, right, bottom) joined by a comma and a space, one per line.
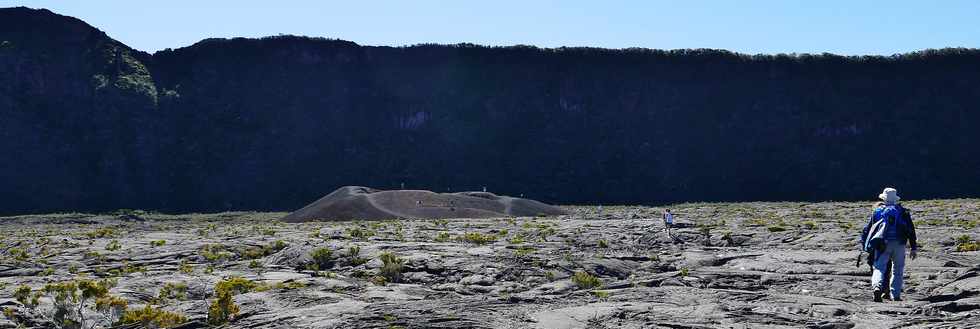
910, 249, 917, 260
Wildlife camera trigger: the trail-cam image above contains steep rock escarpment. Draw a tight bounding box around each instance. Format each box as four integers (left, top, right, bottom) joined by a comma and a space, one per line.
2, 7, 979, 214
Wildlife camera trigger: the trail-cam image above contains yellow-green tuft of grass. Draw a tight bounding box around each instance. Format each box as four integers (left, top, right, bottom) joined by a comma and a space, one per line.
434, 232, 452, 242
571, 271, 602, 289
459, 232, 497, 245
955, 235, 979, 252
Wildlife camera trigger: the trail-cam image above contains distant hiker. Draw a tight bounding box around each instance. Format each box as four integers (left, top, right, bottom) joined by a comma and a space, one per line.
859, 188, 918, 302
663, 209, 674, 235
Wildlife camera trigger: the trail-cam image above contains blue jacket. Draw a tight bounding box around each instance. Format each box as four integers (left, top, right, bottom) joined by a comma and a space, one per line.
860, 203, 918, 251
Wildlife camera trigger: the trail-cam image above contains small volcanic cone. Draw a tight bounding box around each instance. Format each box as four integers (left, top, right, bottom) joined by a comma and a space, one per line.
281, 186, 566, 222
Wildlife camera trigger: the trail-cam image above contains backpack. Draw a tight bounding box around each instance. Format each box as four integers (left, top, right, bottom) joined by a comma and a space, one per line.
879, 205, 904, 228
864, 205, 903, 253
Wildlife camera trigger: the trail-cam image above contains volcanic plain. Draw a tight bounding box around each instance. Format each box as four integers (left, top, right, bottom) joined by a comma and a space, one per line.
1, 200, 978, 328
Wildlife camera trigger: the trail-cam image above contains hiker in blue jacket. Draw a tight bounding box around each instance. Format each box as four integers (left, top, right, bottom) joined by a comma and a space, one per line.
859, 188, 918, 302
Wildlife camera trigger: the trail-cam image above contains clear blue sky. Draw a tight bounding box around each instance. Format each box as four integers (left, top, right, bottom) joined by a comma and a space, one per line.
9, 0, 980, 55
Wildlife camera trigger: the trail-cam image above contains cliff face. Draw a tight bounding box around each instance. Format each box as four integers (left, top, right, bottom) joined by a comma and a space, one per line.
0, 7, 161, 213
2, 7, 979, 214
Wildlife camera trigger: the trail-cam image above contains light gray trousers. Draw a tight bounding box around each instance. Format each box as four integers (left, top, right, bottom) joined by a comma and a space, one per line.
871, 240, 907, 299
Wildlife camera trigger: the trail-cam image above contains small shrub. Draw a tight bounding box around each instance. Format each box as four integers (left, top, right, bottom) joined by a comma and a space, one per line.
597, 240, 609, 248
249, 259, 262, 269
309, 247, 334, 271
9, 248, 29, 262
242, 240, 287, 260
955, 235, 979, 252
255, 280, 305, 292
955, 218, 978, 230
207, 277, 255, 325
347, 245, 361, 258
571, 271, 602, 289
2, 307, 14, 321
956, 242, 979, 252
801, 210, 826, 218
150, 240, 166, 247
279, 281, 305, 290
679, 268, 690, 277
119, 262, 147, 275
94, 296, 128, 325
347, 226, 375, 240
378, 252, 404, 283
370, 275, 388, 286
346, 245, 367, 266
200, 244, 231, 263
535, 226, 556, 239
215, 277, 257, 295
105, 240, 122, 251
13, 285, 39, 310
155, 282, 188, 304
23, 278, 120, 328
433, 232, 452, 242
767, 225, 787, 232
85, 228, 117, 239
514, 246, 536, 258
592, 290, 610, 299
460, 232, 497, 245
120, 305, 186, 328
178, 260, 194, 274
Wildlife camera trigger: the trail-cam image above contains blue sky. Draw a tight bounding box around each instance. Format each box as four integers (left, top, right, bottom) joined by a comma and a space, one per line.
9, 1, 980, 55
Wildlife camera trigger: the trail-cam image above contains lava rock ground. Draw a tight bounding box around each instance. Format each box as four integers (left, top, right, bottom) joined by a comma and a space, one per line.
1, 200, 978, 328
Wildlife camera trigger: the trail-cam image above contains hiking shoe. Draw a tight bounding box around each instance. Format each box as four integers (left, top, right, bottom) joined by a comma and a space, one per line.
873, 291, 883, 302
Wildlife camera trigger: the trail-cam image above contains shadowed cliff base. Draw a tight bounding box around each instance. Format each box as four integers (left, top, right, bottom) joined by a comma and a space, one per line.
281, 186, 567, 222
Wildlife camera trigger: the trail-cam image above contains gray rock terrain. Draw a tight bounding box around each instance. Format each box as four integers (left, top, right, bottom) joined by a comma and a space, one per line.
1, 200, 978, 328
